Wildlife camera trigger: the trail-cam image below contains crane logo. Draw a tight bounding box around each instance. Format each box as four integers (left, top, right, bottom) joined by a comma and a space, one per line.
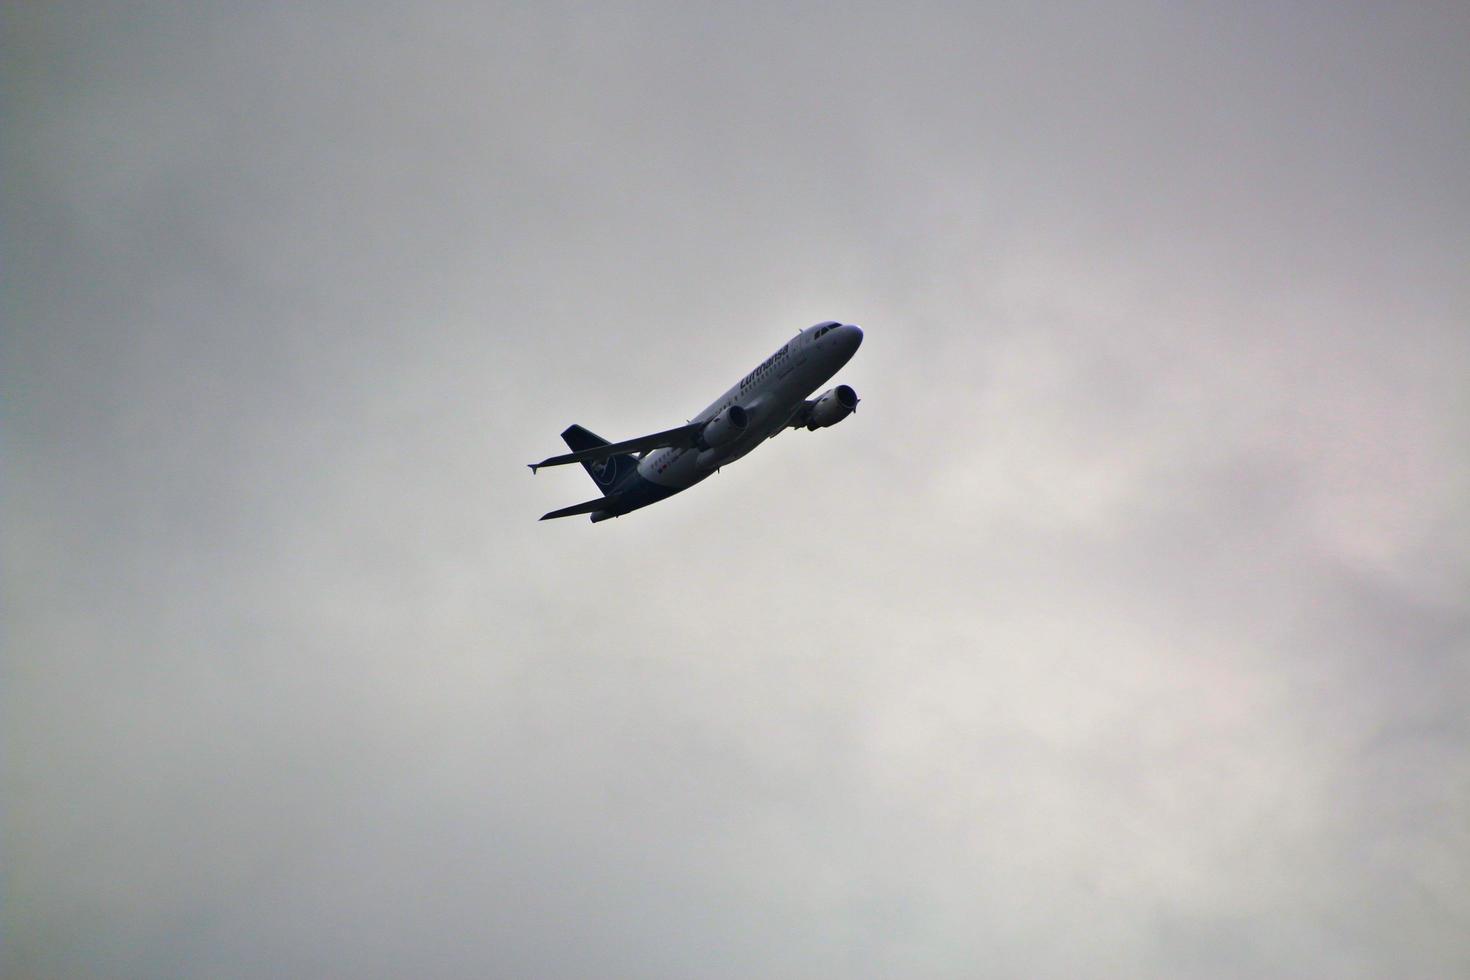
590, 456, 619, 486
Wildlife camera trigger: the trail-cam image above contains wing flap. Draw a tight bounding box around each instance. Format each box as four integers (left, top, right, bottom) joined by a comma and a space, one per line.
529, 421, 703, 472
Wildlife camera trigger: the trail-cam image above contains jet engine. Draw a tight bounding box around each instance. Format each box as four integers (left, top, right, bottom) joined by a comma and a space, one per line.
807, 385, 859, 429
700, 404, 749, 448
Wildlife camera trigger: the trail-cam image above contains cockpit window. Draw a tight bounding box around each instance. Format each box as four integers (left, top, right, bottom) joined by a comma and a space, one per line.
814, 322, 841, 339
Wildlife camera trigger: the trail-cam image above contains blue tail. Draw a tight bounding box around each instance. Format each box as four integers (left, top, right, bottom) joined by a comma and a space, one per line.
560, 425, 639, 492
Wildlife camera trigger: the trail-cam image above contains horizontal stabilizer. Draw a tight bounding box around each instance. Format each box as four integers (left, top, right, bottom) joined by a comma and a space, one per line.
540, 493, 625, 521
529, 421, 703, 472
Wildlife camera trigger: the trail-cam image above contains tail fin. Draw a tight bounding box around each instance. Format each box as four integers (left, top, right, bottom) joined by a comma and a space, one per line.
561, 425, 639, 491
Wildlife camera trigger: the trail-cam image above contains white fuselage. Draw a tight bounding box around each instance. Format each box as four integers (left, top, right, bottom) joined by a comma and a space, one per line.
638, 322, 863, 489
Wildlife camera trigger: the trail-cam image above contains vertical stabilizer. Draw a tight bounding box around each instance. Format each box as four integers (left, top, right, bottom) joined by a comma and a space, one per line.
560, 425, 639, 492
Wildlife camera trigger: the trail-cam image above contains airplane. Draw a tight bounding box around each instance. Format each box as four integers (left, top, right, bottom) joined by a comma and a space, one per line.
529, 320, 864, 521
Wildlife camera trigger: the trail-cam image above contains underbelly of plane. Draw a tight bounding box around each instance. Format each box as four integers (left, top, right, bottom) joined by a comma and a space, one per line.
640, 448, 704, 489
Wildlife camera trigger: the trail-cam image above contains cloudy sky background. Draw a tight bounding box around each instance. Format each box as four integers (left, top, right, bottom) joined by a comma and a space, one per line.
6, 3, 1468, 976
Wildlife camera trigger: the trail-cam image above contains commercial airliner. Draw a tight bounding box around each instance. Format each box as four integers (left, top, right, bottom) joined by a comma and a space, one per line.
529, 321, 863, 521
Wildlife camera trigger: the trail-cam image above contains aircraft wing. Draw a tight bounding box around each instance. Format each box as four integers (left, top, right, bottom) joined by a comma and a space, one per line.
768, 400, 815, 437
786, 400, 816, 426
528, 421, 704, 472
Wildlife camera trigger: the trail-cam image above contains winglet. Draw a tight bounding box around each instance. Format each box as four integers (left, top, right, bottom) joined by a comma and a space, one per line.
528, 463, 539, 474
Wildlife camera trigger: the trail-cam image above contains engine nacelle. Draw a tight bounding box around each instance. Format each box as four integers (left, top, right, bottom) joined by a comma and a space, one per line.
807, 385, 859, 429
700, 404, 749, 448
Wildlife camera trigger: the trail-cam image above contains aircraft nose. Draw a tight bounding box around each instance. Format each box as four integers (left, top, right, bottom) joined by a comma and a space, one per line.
841, 323, 863, 352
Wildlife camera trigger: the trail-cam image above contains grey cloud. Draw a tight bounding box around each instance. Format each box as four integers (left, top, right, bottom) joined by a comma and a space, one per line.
6, 2, 1468, 977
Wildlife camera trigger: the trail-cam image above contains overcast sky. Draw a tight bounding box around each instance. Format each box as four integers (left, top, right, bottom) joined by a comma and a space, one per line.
5, 3, 1468, 977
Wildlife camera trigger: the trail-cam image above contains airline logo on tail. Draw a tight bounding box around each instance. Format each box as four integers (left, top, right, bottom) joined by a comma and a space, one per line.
590, 456, 619, 486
